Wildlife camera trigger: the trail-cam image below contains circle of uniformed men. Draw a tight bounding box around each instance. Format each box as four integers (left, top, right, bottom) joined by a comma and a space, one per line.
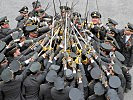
0, 1, 132, 100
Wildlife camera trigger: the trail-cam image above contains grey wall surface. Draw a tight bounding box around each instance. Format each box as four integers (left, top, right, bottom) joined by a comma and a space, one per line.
0, 0, 133, 100
0, 0, 133, 28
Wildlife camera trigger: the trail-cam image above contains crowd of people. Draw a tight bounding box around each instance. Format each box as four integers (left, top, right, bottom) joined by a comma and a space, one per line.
0, 1, 132, 100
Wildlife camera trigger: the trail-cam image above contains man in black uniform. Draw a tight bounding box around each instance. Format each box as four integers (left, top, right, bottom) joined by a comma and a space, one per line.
19, 6, 29, 17
0, 65, 30, 100
7, 45, 35, 64
0, 16, 11, 39
0, 53, 8, 76
88, 11, 106, 40
51, 77, 71, 100
39, 70, 57, 100
22, 62, 47, 100
120, 23, 133, 70
29, 1, 42, 17
16, 6, 29, 28
116, 23, 133, 92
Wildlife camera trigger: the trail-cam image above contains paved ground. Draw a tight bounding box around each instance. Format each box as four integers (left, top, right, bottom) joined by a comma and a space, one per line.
0, 0, 133, 99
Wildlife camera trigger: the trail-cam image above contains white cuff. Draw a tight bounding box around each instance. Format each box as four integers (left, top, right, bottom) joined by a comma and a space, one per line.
34, 47, 37, 50
25, 59, 30, 64
91, 59, 94, 63
107, 72, 110, 76
14, 39, 20, 42
79, 80, 82, 83
59, 44, 64, 48
48, 60, 52, 63
95, 56, 98, 59
54, 57, 57, 60
88, 36, 92, 41
19, 43, 23, 47
64, 67, 67, 70
90, 33, 94, 37
73, 70, 76, 74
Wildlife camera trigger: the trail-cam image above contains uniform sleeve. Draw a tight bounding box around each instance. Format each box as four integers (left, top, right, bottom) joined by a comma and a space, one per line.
0, 84, 4, 100
19, 52, 34, 62
128, 46, 133, 67
37, 56, 44, 62
36, 34, 46, 41
78, 63, 88, 87
100, 56, 111, 63
15, 67, 31, 81
22, 85, 26, 98
1, 34, 12, 44
69, 80, 76, 88
38, 26, 51, 35
37, 70, 48, 84
78, 64, 89, 99
39, 85, 45, 100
